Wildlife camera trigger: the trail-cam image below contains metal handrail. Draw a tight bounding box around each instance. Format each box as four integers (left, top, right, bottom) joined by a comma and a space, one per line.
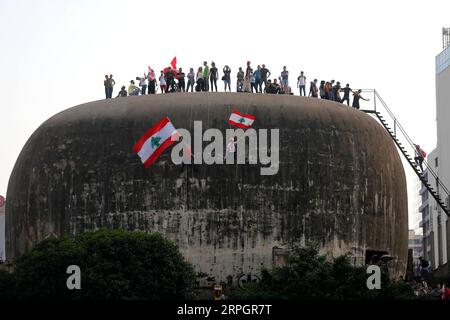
360, 89, 450, 201
377, 91, 450, 197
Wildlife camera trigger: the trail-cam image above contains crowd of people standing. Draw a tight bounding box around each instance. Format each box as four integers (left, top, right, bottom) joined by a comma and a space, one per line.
104, 61, 370, 109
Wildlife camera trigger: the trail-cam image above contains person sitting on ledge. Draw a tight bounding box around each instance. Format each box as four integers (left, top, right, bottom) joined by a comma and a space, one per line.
128, 80, 140, 96
266, 79, 280, 94
117, 86, 127, 97
264, 79, 272, 93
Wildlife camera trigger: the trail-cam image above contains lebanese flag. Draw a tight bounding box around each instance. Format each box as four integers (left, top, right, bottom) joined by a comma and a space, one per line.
170, 56, 177, 69
148, 66, 156, 80
132, 117, 178, 168
228, 109, 256, 129
163, 56, 178, 77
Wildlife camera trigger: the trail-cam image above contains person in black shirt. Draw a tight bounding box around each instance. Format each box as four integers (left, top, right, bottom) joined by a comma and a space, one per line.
177, 68, 186, 92
418, 257, 431, 277
340, 83, 352, 105
264, 79, 272, 93
148, 76, 157, 94
272, 79, 280, 94
352, 89, 369, 109
333, 81, 342, 102
210, 62, 218, 92
165, 67, 176, 92
266, 79, 280, 94
116, 86, 127, 97
309, 79, 318, 98
319, 80, 326, 99
223, 65, 231, 92
259, 64, 271, 93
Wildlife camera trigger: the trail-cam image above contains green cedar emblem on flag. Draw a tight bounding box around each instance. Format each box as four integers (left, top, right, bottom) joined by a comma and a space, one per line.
151, 136, 162, 148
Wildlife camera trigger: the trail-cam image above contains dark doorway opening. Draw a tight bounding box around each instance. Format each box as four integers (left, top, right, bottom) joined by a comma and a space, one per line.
365, 250, 388, 264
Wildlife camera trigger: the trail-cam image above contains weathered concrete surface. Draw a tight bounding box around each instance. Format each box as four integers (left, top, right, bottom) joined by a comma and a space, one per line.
6, 93, 408, 284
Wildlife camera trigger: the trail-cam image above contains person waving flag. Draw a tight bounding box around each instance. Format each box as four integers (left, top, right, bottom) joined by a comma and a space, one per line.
163, 56, 178, 77
133, 117, 178, 168
148, 66, 156, 80
228, 109, 256, 129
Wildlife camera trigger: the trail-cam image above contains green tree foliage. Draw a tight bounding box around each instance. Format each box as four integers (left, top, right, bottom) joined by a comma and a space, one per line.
230, 246, 415, 300
4, 229, 196, 300
0, 269, 15, 300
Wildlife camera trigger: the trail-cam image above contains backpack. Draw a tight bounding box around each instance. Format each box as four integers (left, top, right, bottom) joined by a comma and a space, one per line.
421, 150, 427, 158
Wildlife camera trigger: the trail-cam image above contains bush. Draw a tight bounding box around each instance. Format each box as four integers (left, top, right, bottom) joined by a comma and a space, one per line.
8, 229, 196, 300
0, 269, 15, 300
229, 245, 416, 300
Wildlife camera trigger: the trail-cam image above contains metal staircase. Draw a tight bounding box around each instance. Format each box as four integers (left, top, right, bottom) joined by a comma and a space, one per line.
360, 89, 450, 217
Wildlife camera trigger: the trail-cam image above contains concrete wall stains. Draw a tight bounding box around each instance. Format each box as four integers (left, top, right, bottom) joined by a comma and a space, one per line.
6, 93, 408, 282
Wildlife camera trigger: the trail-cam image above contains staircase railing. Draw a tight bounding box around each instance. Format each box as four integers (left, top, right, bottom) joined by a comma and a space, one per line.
359, 89, 450, 216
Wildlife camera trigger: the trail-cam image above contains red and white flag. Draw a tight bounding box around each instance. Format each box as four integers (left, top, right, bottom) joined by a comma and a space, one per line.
133, 117, 178, 168
228, 109, 256, 129
170, 56, 177, 70
163, 56, 178, 77
148, 66, 156, 80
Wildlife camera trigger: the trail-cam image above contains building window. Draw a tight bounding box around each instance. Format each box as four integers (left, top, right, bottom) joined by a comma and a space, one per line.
435, 157, 438, 167
436, 46, 450, 75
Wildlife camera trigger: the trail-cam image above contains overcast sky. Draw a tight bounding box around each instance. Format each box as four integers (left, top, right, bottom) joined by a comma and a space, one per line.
0, 0, 448, 230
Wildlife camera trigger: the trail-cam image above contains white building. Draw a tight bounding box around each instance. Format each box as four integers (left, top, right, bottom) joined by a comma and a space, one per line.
423, 30, 450, 279
408, 229, 423, 274
411, 175, 423, 230
419, 151, 438, 269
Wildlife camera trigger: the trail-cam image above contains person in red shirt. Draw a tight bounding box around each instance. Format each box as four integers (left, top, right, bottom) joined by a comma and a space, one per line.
414, 144, 426, 172
442, 282, 450, 300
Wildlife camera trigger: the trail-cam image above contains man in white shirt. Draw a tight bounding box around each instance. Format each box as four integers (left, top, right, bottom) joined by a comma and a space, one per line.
297, 71, 306, 96
139, 74, 148, 95
280, 66, 289, 93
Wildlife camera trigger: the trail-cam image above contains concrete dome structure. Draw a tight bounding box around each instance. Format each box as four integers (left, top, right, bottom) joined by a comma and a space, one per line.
6, 93, 408, 284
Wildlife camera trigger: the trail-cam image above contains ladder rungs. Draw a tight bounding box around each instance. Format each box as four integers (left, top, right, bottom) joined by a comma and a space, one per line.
375, 109, 450, 217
